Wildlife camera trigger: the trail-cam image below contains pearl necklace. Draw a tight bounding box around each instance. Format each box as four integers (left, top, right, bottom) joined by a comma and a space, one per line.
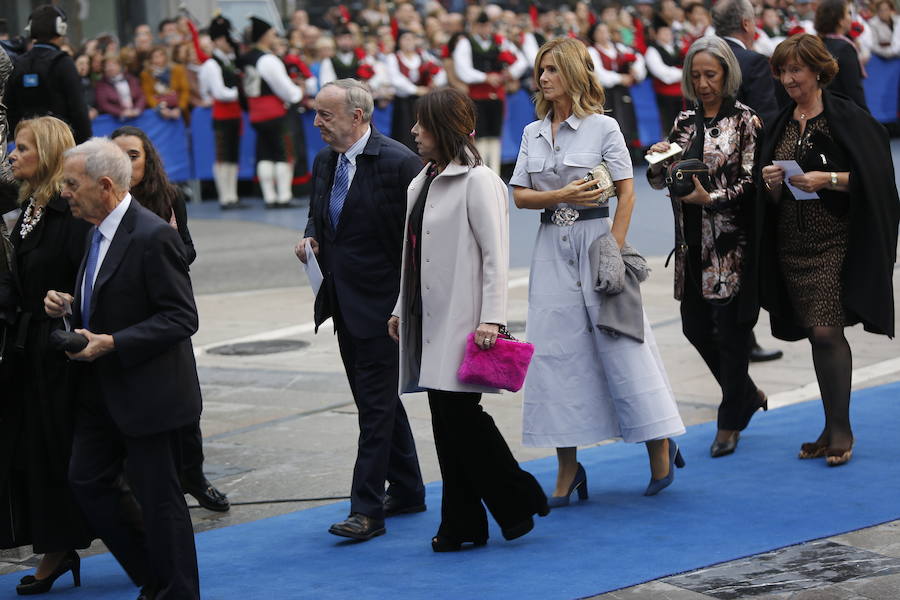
20, 198, 45, 239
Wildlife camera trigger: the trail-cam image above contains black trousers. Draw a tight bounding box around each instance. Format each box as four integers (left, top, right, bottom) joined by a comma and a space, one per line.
68, 386, 199, 599
335, 320, 424, 520
428, 390, 546, 541
213, 118, 240, 163
252, 115, 294, 163
656, 94, 684, 136
680, 256, 762, 431
180, 421, 205, 484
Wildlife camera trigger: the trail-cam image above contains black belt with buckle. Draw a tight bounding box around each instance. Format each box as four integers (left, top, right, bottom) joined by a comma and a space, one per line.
540, 206, 609, 226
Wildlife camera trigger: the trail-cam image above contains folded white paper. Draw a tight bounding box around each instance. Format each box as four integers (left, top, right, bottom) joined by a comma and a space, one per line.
773, 160, 819, 200
304, 243, 323, 296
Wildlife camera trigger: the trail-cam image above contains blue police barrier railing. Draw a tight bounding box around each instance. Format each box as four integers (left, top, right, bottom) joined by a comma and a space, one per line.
91, 111, 193, 182
87, 67, 900, 184
863, 55, 900, 124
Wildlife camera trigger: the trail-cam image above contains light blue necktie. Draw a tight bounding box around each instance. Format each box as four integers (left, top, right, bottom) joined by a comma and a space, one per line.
329, 154, 351, 229
81, 228, 103, 330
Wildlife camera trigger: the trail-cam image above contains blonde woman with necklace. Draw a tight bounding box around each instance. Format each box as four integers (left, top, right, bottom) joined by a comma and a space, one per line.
0, 116, 93, 595
758, 34, 899, 466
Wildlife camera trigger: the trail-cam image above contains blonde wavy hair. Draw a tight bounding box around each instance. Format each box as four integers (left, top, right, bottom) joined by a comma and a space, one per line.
533, 38, 606, 120
14, 116, 76, 206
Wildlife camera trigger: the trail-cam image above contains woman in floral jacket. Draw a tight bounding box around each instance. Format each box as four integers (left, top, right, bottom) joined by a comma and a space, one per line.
647, 37, 767, 459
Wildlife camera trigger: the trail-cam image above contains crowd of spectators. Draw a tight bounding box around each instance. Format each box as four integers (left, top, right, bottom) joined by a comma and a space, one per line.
2, 0, 898, 144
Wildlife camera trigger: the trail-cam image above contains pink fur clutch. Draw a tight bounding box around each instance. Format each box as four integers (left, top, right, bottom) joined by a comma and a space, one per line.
457, 332, 535, 392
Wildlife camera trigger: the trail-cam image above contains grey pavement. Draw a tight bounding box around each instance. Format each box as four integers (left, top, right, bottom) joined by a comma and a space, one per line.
2, 160, 899, 599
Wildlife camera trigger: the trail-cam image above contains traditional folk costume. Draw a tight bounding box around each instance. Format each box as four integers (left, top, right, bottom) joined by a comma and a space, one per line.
198, 16, 241, 208
385, 46, 445, 151
239, 17, 303, 208
644, 39, 684, 135
452, 20, 528, 173
588, 42, 647, 158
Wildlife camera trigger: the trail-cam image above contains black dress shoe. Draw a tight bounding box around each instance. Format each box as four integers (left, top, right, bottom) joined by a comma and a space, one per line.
383, 494, 426, 517
501, 516, 535, 541
710, 433, 740, 458
182, 477, 230, 512
431, 534, 488, 552
328, 513, 386, 541
749, 343, 783, 363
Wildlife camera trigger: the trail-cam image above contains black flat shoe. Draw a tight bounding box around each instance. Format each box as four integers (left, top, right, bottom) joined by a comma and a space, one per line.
182, 477, 230, 512
431, 535, 488, 552
328, 513, 386, 541
383, 494, 426, 517
16, 551, 80, 595
749, 344, 783, 363
710, 432, 740, 458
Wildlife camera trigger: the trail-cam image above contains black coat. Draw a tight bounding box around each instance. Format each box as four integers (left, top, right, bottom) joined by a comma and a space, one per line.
70, 200, 202, 436
822, 36, 868, 112
724, 37, 780, 126
305, 127, 423, 338
754, 91, 899, 340
0, 194, 93, 551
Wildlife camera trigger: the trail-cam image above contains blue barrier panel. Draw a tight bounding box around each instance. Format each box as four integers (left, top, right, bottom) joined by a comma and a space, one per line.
373, 102, 394, 139
632, 78, 664, 144
864, 55, 900, 124
92, 111, 192, 182
190, 107, 260, 181
502, 89, 535, 163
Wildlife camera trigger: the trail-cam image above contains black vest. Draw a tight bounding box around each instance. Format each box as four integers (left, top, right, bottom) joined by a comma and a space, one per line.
469, 35, 503, 73
650, 42, 682, 67
238, 48, 276, 98
332, 52, 361, 80
213, 54, 240, 89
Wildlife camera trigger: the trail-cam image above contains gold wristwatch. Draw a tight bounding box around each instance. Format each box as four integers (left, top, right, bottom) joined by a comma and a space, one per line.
830, 172, 838, 188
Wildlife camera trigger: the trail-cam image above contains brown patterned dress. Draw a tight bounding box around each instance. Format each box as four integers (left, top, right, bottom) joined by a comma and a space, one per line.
774, 115, 852, 327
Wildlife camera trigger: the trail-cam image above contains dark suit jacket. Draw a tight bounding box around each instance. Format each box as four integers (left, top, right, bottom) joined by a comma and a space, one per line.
723, 37, 780, 126
304, 127, 423, 338
71, 199, 201, 437
94, 74, 147, 119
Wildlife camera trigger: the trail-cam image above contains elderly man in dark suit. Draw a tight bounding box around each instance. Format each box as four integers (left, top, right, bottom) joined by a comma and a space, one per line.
45, 138, 200, 600
713, 0, 784, 363
295, 79, 426, 541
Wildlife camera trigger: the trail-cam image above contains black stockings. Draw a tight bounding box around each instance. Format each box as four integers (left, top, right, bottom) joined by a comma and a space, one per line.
808, 326, 853, 449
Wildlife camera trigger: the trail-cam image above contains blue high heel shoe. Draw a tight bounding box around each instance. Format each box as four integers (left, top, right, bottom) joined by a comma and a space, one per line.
644, 439, 685, 497
547, 463, 588, 508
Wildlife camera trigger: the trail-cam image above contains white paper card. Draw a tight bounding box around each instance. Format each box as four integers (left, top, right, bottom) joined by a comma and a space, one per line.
304, 243, 323, 296
644, 142, 683, 165
773, 160, 819, 200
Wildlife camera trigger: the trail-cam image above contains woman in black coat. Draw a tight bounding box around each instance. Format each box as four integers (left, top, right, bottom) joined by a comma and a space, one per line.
0, 116, 93, 594
815, 0, 869, 111
758, 35, 899, 466
109, 126, 230, 512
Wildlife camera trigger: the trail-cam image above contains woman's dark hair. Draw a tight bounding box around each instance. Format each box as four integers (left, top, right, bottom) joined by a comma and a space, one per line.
110, 126, 177, 220
815, 0, 848, 34
415, 88, 482, 167
770, 33, 839, 87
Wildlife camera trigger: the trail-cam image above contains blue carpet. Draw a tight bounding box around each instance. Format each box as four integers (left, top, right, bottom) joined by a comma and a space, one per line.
3, 382, 899, 600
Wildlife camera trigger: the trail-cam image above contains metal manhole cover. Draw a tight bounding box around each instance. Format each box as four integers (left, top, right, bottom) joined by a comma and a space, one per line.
207, 340, 310, 356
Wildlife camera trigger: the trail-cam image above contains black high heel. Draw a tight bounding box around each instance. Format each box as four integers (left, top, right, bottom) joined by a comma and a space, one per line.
431, 534, 488, 552
16, 551, 80, 596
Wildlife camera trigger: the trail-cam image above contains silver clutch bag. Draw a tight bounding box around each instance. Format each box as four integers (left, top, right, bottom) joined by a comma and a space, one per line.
584, 163, 617, 205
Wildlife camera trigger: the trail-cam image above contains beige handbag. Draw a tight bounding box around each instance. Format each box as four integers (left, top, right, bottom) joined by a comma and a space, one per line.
584, 163, 617, 205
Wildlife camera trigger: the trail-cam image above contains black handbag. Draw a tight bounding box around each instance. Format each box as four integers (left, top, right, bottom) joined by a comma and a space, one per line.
666, 158, 711, 198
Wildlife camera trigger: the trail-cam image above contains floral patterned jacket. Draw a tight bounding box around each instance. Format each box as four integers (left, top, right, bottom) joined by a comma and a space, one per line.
648, 99, 761, 301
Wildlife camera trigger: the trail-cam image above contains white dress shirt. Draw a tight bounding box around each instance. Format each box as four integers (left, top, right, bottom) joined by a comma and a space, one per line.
82, 194, 132, 301
256, 53, 303, 104
198, 50, 239, 102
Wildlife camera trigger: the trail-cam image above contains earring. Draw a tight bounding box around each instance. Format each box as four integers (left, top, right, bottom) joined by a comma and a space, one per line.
816, 74, 820, 81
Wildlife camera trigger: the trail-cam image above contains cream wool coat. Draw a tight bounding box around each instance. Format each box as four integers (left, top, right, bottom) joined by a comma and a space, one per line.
392, 161, 509, 395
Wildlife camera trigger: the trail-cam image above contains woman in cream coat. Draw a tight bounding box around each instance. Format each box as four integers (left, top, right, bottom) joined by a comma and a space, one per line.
389, 88, 548, 553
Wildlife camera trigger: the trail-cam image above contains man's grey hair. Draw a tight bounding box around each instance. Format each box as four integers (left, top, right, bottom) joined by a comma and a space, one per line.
681, 36, 742, 103
321, 79, 374, 122
64, 137, 132, 190
712, 0, 755, 37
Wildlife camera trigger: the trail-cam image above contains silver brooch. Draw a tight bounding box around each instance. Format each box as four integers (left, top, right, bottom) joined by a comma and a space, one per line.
550, 207, 580, 227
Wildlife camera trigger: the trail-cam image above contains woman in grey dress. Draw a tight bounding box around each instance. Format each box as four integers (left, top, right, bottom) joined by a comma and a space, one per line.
511, 38, 685, 504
